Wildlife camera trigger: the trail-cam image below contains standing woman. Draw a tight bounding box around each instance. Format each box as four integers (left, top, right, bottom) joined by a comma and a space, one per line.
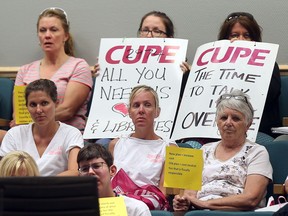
1, 79, 83, 176
12, 7, 92, 130
109, 85, 176, 210
218, 12, 281, 137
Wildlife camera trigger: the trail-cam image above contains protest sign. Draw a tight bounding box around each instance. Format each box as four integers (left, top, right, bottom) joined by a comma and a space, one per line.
172, 40, 279, 142
14, 85, 33, 124
99, 197, 127, 216
164, 146, 203, 190
84, 38, 188, 139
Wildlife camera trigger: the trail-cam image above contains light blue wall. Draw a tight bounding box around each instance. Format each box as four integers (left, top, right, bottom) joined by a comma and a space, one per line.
1, 0, 287, 66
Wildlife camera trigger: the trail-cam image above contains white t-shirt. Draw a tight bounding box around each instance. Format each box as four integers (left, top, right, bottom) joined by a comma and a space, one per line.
198, 139, 272, 207
113, 134, 170, 187
113, 134, 171, 210
123, 195, 152, 216
0, 122, 83, 176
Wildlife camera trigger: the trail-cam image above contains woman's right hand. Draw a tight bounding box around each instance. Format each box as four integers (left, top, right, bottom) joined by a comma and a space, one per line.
173, 194, 191, 211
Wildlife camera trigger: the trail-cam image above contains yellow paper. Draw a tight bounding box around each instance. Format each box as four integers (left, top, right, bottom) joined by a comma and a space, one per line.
99, 196, 128, 216
164, 146, 203, 190
14, 85, 33, 124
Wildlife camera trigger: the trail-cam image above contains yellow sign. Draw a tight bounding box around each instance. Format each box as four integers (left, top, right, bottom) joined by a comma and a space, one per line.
99, 196, 128, 216
14, 85, 33, 124
164, 146, 203, 190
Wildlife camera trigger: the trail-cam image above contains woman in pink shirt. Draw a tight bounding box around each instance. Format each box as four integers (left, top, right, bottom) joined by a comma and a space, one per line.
12, 7, 92, 130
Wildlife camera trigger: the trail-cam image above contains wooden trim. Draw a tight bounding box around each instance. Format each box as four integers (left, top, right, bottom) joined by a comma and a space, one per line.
0, 65, 287, 79
0, 118, 10, 127
283, 117, 288, 127
274, 183, 286, 195
0, 67, 19, 79
280, 65, 288, 75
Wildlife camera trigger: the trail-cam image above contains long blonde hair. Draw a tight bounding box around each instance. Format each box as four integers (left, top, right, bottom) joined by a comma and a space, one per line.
0, 151, 40, 177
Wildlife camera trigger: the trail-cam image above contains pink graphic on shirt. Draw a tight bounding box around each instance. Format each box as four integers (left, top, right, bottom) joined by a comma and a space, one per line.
48, 146, 63, 155
112, 103, 129, 117
147, 154, 163, 163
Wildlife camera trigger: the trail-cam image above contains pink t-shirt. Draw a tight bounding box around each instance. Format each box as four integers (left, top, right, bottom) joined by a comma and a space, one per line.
15, 57, 93, 129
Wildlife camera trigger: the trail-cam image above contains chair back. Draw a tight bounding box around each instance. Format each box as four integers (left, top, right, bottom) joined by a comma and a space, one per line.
0, 176, 100, 216
256, 132, 275, 146
264, 140, 288, 184
279, 76, 288, 125
184, 210, 273, 216
0, 78, 14, 121
151, 210, 173, 216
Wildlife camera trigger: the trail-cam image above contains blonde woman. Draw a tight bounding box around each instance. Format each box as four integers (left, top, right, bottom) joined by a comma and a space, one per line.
0, 151, 39, 176
11, 7, 92, 130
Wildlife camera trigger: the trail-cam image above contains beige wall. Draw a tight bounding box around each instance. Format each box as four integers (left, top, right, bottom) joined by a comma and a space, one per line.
1, 0, 287, 67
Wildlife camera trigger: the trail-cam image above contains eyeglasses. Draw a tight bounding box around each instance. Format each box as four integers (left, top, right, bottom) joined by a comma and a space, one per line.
138, 29, 167, 37
229, 32, 251, 40
40, 7, 69, 24
226, 12, 254, 22
78, 162, 106, 175
218, 94, 254, 113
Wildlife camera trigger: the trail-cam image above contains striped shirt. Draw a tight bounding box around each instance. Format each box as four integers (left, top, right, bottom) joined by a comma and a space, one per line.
15, 57, 93, 129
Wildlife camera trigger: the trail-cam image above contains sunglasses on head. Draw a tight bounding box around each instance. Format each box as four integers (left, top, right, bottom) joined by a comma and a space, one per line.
40, 7, 69, 24
226, 12, 254, 22
218, 94, 254, 113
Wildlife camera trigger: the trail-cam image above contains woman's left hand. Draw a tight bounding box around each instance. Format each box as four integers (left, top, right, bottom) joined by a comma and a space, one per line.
180, 62, 191, 73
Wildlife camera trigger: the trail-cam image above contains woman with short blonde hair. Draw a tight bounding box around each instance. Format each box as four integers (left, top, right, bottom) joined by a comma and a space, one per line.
0, 151, 40, 177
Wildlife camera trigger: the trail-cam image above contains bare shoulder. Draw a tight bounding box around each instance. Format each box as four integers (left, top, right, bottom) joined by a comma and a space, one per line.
109, 138, 119, 146
108, 138, 119, 155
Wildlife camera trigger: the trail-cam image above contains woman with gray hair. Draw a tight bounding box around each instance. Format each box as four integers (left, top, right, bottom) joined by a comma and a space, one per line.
173, 89, 272, 211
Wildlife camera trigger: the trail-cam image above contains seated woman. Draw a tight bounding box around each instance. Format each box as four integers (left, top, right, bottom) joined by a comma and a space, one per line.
11, 7, 92, 131
218, 12, 281, 137
92, 11, 190, 146
94, 11, 190, 75
173, 89, 272, 211
0, 79, 83, 176
109, 85, 176, 210
0, 150, 39, 176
